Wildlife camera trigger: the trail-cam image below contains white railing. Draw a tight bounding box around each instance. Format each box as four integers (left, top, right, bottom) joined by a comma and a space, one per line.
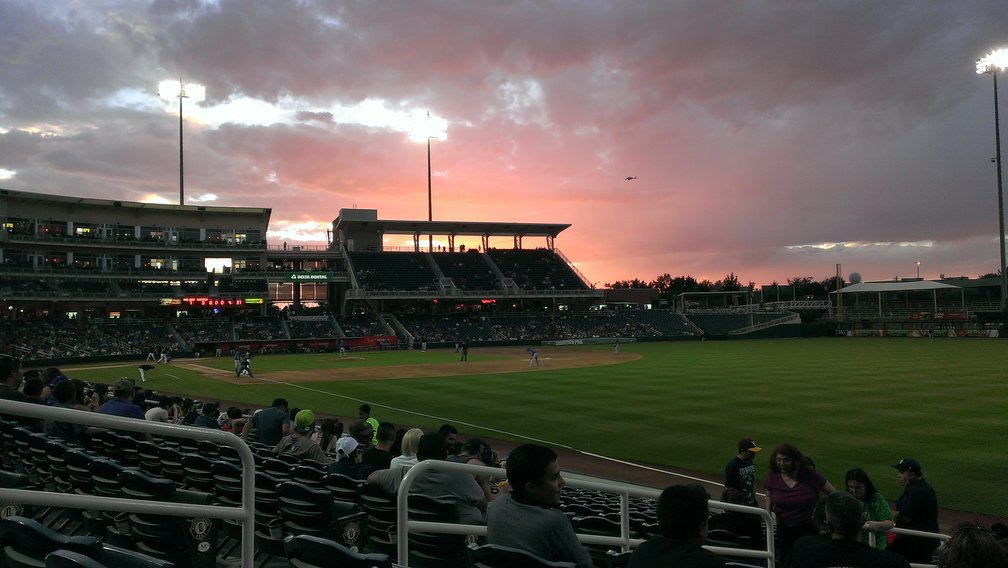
395, 460, 776, 567
728, 312, 801, 335
868, 527, 949, 568
0, 400, 257, 568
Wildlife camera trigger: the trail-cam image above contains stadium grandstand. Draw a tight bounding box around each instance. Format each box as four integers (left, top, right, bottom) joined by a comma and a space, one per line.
1, 189, 708, 361
3, 188, 1004, 360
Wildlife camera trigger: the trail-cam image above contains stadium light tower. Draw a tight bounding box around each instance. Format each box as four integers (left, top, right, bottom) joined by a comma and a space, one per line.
158, 79, 206, 206
409, 112, 448, 251
976, 48, 1008, 309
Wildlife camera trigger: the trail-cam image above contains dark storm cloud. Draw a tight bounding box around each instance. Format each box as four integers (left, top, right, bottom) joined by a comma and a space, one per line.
1, 0, 1007, 283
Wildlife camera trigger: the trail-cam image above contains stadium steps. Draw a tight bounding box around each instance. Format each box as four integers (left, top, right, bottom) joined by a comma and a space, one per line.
728, 312, 801, 335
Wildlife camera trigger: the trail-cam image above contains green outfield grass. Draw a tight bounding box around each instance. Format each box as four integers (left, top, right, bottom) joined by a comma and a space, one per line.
67, 339, 1007, 516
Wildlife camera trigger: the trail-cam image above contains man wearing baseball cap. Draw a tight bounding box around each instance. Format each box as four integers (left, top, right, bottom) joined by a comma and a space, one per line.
888, 458, 939, 563
724, 438, 762, 507
327, 436, 374, 480
272, 409, 330, 463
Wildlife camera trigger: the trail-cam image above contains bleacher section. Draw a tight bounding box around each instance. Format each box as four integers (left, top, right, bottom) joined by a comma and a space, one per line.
338, 315, 384, 338
348, 252, 439, 291
619, 310, 698, 336
686, 312, 792, 336
0, 406, 781, 568
1, 309, 704, 358
172, 317, 235, 344
234, 316, 287, 341
95, 320, 175, 354
287, 316, 339, 339
430, 251, 499, 290
396, 314, 494, 342
486, 248, 587, 290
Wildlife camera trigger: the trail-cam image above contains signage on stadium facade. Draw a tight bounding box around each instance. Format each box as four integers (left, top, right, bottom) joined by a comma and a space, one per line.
164, 296, 264, 306
180, 297, 246, 307
285, 272, 332, 282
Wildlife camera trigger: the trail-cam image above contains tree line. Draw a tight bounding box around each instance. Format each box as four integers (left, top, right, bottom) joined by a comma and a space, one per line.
605, 274, 846, 301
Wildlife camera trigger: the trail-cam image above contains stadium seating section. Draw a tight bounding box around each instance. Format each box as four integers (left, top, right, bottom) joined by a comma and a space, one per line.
486, 248, 587, 290
348, 252, 439, 291
3, 416, 772, 568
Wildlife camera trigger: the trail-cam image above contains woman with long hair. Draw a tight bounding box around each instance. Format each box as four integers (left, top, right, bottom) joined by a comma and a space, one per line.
390, 428, 423, 469
764, 443, 835, 563
845, 468, 894, 550
938, 524, 1006, 568
312, 418, 340, 454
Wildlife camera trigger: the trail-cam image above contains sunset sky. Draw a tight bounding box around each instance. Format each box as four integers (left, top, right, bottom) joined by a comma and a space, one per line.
2, 1, 1008, 287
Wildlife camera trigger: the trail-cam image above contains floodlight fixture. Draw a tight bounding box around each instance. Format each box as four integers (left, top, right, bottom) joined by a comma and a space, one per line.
409, 111, 448, 251
158, 79, 206, 205
976, 49, 1008, 74
976, 49, 1008, 308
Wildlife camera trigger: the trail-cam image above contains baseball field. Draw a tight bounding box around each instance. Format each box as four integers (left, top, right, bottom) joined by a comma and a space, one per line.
65, 338, 1007, 517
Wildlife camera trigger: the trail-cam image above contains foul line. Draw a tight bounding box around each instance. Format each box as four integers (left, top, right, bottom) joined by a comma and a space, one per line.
244, 375, 572, 449
243, 375, 728, 489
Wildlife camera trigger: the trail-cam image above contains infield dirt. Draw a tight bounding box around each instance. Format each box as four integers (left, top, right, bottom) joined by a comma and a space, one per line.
176, 346, 640, 383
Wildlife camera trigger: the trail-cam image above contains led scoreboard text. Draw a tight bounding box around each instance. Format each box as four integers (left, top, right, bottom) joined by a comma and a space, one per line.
184, 297, 244, 306
161, 297, 264, 306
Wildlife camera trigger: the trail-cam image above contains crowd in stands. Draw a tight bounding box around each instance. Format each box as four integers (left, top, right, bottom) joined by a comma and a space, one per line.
339, 315, 386, 338
0, 353, 1002, 568
287, 317, 339, 339
233, 315, 286, 340
173, 317, 235, 344
398, 312, 675, 343
0, 310, 703, 361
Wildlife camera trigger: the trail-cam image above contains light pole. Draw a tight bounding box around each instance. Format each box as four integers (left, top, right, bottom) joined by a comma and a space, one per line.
410, 112, 448, 251
158, 79, 206, 206
977, 49, 1008, 309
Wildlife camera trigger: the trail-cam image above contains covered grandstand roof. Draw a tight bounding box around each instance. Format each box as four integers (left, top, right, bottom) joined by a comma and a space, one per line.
830, 280, 961, 294
0, 188, 271, 216
333, 213, 571, 238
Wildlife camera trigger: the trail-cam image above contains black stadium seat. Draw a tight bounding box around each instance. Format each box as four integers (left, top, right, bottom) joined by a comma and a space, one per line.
283, 534, 391, 568
465, 543, 576, 568
0, 516, 102, 568
44, 549, 106, 568
98, 544, 174, 568
276, 481, 366, 552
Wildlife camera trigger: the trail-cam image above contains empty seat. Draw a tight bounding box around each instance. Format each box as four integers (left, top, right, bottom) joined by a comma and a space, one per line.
406, 494, 469, 568
0, 516, 102, 568
276, 481, 366, 552
323, 473, 364, 504
290, 465, 325, 490
466, 543, 577, 568
119, 468, 217, 568
99, 543, 175, 568
283, 534, 391, 568
45, 549, 107, 568
181, 454, 217, 494
571, 515, 622, 567
357, 485, 396, 556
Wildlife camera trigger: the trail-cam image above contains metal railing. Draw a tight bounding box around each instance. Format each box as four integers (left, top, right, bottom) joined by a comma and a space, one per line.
0, 402, 951, 568
868, 527, 950, 568
0, 400, 257, 568
728, 312, 802, 335
395, 460, 776, 567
